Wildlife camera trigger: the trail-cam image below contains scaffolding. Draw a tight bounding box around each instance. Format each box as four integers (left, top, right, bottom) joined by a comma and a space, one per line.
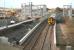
21, 2, 47, 20
63, 5, 72, 20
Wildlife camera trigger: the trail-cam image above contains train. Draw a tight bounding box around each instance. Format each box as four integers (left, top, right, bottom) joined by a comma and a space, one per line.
50, 13, 65, 23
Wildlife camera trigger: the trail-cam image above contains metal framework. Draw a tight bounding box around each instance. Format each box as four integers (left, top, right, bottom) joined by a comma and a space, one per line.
63, 5, 72, 20
21, 2, 47, 20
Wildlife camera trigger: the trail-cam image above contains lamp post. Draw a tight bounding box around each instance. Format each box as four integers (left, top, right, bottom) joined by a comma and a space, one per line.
4, 0, 7, 27
3, 0, 5, 14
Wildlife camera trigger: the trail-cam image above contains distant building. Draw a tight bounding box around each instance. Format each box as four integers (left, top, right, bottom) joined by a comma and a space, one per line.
48, 8, 55, 13
0, 7, 14, 18
0, 7, 21, 23
0, 7, 20, 19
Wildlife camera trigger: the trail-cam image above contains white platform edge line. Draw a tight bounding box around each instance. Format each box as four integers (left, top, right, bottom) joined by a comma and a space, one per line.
8, 19, 33, 28
19, 22, 41, 45
54, 23, 56, 44
0, 19, 33, 30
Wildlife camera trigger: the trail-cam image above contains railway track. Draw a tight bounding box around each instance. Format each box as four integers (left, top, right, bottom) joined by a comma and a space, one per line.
20, 20, 53, 50
0, 21, 38, 44
31, 24, 49, 50
0, 18, 54, 50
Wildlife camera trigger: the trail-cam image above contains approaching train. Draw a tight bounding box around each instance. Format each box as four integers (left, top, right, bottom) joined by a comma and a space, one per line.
50, 13, 65, 23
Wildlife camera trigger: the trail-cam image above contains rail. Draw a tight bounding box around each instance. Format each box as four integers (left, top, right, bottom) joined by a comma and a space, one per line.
0, 19, 33, 30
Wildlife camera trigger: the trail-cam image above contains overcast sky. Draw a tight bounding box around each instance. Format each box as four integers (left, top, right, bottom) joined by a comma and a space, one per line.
0, 0, 73, 8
